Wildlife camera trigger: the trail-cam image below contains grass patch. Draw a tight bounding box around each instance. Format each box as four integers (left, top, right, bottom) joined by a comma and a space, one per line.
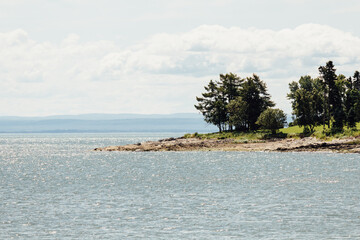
196, 131, 266, 141
184, 122, 360, 141
184, 130, 287, 141
280, 125, 304, 134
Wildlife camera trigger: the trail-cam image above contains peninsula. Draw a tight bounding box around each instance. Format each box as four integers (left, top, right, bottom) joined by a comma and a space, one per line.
94, 134, 360, 153
95, 62, 360, 153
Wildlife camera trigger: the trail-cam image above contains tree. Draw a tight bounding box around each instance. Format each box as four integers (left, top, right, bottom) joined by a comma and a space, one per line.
195, 73, 275, 132
240, 74, 274, 130
256, 108, 286, 134
319, 61, 344, 132
288, 61, 360, 133
287, 76, 324, 133
195, 80, 227, 132
218, 72, 243, 103
217, 73, 243, 130
227, 96, 248, 131
350, 71, 360, 123
344, 73, 360, 129
353, 71, 360, 91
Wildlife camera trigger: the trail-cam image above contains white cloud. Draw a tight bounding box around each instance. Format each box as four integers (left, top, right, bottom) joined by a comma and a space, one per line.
95, 23, 360, 80
1, 24, 360, 116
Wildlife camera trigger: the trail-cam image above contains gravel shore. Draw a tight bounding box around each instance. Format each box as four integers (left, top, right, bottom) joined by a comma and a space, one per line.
94, 136, 360, 153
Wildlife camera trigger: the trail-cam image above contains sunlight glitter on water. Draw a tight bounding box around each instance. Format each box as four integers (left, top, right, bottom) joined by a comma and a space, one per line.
1, 133, 360, 239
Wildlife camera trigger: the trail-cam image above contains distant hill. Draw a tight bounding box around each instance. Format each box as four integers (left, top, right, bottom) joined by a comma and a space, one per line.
0, 113, 217, 133
0, 113, 203, 121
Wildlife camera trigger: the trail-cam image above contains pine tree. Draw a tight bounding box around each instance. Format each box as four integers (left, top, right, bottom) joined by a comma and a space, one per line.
227, 96, 248, 131
318, 61, 344, 132
353, 71, 360, 91
195, 73, 274, 132
287, 76, 324, 132
240, 74, 274, 130
195, 80, 227, 132
351, 71, 360, 123
217, 73, 243, 130
218, 72, 243, 103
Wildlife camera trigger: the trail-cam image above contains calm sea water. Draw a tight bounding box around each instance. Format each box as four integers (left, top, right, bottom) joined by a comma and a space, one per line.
1, 133, 360, 239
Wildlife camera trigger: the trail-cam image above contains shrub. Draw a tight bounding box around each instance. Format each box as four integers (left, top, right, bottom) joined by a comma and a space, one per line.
256, 108, 287, 134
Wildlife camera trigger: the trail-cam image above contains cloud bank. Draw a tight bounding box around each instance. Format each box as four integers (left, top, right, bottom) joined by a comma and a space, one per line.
1, 24, 360, 116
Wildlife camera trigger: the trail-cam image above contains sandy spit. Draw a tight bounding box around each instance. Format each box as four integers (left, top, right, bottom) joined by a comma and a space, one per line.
94, 136, 360, 153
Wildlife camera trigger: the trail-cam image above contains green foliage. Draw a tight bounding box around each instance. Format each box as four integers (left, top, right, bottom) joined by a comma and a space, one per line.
280, 125, 305, 134
344, 72, 360, 129
194, 80, 227, 132
195, 61, 360, 138
195, 72, 274, 132
319, 61, 344, 132
354, 71, 360, 91
195, 73, 244, 132
281, 122, 360, 139
289, 61, 360, 133
218, 72, 243, 103
240, 74, 275, 130
256, 108, 286, 134
183, 121, 360, 142
188, 131, 269, 142
261, 132, 288, 139
183, 132, 200, 138
227, 96, 247, 131
287, 76, 324, 133
183, 133, 192, 138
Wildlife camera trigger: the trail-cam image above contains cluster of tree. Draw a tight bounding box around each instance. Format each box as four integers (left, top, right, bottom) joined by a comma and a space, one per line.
195, 73, 286, 133
288, 61, 360, 133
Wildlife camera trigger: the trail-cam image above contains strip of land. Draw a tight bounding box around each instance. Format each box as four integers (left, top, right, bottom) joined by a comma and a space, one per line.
94, 136, 360, 153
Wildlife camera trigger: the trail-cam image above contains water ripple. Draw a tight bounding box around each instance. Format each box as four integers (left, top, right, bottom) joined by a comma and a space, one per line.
1, 133, 360, 239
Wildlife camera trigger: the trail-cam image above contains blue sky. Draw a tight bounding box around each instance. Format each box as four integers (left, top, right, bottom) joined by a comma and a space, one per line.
1, 0, 360, 116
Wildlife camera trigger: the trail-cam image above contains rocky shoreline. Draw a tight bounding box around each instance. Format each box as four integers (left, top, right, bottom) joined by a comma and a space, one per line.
94, 136, 360, 153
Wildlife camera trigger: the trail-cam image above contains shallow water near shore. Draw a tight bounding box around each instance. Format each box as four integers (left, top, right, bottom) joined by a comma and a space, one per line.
1, 133, 360, 239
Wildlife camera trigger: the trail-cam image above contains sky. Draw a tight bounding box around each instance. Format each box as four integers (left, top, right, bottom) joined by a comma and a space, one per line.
1, 0, 360, 116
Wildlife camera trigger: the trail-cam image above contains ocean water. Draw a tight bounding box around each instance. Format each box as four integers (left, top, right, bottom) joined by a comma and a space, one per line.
1, 133, 360, 239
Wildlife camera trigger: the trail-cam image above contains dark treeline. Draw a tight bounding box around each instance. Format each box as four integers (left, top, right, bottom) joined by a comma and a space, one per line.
195, 61, 360, 134
195, 73, 285, 133
288, 61, 360, 133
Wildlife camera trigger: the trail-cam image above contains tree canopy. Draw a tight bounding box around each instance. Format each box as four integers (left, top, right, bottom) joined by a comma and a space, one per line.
288, 61, 360, 133
256, 108, 286, 134
195, 73, 274, 132
287, 76, 324, 132
195, 61, 360, 135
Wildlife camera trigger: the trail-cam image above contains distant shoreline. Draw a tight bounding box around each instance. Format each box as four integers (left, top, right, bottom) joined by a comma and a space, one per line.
94, 136, 360, 153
